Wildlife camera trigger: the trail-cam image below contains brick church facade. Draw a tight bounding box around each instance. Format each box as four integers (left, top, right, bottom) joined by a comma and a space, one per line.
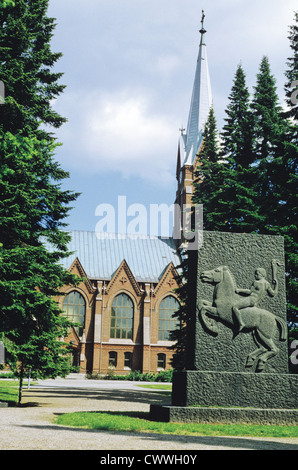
59, 13, 212, 375
56, 234, 181, 374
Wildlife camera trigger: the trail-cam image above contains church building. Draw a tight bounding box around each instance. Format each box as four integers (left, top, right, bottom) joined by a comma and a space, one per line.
58, 13, 212, 375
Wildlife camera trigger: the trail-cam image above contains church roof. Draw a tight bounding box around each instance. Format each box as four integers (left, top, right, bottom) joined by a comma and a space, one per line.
180, 12, 213, 167
60, 231, 181, 283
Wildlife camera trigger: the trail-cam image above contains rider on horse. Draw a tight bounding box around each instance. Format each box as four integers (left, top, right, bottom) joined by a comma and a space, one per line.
233, 267, 278, 332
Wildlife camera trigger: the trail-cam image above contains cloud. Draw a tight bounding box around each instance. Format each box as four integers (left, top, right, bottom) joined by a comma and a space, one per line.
155, 55, 181, 78
51, 0, 297, 187
56, 89, 178, 185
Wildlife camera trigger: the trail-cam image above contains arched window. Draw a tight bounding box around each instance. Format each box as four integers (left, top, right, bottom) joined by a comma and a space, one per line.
110, 293, 134, 339
158, 295, 179, 341
62, 291, 86, 337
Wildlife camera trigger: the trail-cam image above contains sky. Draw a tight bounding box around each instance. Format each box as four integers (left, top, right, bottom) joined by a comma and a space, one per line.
46, 0, 297, 236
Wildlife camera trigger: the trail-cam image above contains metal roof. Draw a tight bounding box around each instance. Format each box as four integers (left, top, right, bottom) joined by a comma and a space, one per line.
60, 231, 181, 283
179, 26, 212, 168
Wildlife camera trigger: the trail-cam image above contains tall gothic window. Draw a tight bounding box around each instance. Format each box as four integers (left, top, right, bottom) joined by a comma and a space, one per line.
158, 295, 179, 341
110, 293, 134, 339
62, 291, 86, 336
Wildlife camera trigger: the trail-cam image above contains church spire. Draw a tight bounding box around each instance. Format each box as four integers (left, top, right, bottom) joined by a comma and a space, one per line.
174, 12, 213, 247
178, 11, 213, 168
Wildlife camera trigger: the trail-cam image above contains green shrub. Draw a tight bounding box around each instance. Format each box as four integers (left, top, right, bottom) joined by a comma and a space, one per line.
154, 369, 173, 382
0, 372, 16, 379
86, 369, 174, 382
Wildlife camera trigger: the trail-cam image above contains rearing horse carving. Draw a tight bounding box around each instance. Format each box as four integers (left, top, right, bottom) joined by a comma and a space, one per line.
198, 262, 287, 372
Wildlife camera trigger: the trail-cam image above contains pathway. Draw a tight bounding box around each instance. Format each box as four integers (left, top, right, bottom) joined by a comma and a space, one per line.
0, 375, 297, 451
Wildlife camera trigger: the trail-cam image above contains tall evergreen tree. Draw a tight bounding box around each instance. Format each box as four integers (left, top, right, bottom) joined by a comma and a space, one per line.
0, 0, 66, 137
0, 0, 80, 402
251, 54, 297, 342
250, 56, 286, 225
214, 64, 261, 232
221, 64, 254, 167
192, 106, 223, 230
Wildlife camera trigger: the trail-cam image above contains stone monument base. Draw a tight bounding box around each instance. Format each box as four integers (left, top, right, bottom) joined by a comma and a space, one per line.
172, 371, 298, 408
149, 370, 298, 425
150, 404, 298, 425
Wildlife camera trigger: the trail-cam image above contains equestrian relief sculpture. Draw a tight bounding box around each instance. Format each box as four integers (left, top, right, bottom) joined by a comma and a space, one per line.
198, 260, 287, 372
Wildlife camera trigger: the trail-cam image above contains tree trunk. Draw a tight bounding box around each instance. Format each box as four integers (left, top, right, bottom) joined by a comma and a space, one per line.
18, 364, 24, 406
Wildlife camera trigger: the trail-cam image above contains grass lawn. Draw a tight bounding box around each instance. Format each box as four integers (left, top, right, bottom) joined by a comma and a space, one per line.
136, 383, 172, 391
0, 379, 19, 405
0, 379, 35, 406
55, 410, 298, 438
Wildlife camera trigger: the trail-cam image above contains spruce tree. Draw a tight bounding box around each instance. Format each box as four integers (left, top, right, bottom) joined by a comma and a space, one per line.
192, 106, 222, 230
221, 64, 254, 167
0, 0, 80, 402
215, 64, 262, 232
0, 0, 66, 137
250, 56, 286, 226
250, 52, 297, 361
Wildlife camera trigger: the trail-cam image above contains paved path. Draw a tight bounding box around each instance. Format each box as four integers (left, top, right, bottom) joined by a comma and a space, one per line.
0, 376, 297, 451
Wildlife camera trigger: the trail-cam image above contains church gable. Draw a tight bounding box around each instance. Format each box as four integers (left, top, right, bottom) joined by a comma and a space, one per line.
153, 262, 180, 298
68, 257, 96, 296
106, 259, 142, 297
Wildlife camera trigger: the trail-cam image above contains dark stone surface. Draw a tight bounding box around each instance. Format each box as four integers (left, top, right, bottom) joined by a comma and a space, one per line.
187, 232, 289, 374
172, 370, 298, 408
150, 232, 298, 426
150, 403, 298, 425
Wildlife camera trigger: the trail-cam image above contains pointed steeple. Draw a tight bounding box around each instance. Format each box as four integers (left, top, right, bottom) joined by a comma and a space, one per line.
174, 13, 213, 248
178, 11, 213, 169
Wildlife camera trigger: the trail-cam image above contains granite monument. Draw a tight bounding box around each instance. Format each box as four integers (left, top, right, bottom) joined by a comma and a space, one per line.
150, 232, 298, 424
